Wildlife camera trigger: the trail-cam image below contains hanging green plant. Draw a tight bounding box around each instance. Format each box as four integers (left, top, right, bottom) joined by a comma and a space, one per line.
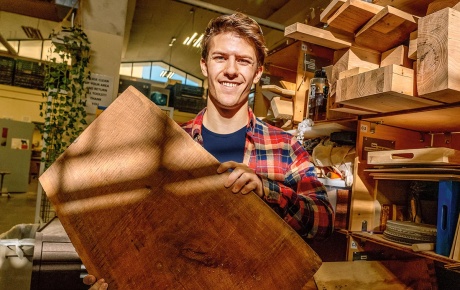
39, 26, 91, 170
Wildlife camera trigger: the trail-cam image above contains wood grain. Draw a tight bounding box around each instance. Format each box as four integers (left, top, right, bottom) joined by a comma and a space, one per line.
355, 6, 417, 52
284, 22, 353, 50
320, 0, 346, 23
380, 45, 412, 68
417, 7, 460, 103
372, 0, 433, 16
39, 86, 322, 289
327, 0, 384, 33
336, 65, 439, 113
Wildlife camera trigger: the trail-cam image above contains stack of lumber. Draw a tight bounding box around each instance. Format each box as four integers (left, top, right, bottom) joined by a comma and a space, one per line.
285, 0, 460, 114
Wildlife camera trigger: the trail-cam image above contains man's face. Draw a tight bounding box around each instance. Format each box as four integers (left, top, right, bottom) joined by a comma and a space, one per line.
200, 32, 263, 111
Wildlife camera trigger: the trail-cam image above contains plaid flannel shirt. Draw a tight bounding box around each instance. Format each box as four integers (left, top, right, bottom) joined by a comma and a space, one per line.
181, 107, 334, 239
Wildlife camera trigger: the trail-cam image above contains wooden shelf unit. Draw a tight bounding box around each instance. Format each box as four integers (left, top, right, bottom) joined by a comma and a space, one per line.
349, 231, 457, 265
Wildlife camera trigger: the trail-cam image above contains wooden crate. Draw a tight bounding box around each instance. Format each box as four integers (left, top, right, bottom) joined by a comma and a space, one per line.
368, 147, 460, 165
38, 86, 322, 289
417, 7, 460, 103
335, 64, 439, 113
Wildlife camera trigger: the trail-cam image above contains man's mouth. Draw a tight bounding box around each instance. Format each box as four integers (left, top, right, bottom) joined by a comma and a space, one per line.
221, 81, 238, 87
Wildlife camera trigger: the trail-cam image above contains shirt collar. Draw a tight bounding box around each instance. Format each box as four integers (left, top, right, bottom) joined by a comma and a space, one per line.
191, 107, 257, 140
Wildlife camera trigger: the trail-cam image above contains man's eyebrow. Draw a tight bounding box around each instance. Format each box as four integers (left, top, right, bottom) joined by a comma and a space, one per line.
210, 51, 254, 59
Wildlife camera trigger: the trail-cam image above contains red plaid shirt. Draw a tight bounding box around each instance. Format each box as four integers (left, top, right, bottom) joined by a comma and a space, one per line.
181, 108, 334, 239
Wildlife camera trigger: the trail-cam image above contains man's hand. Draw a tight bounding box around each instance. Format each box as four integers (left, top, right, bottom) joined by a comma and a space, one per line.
217, 161, 263, 197
83, 275, 108, 290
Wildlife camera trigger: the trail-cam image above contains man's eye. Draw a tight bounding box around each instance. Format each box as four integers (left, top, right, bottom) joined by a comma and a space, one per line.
213, 56, 225, 62
237, 59, 252, 66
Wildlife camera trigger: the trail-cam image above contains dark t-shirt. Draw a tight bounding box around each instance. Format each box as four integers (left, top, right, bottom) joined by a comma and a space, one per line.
202, 125, 246, 163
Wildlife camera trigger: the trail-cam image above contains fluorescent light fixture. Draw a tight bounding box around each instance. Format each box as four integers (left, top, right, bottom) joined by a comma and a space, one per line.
193, 34, 203, 47
185, 32, 198, 45
160, 70, 174, 79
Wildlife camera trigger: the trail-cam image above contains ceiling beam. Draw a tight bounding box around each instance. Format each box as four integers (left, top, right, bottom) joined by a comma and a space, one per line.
173, 0, 285, 31
0, 33, 18, 55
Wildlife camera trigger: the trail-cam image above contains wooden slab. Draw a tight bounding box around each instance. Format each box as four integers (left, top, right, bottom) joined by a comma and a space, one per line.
284, 22, 353, 50
380, 45, 412, 68
408, 30, 418, 60
38, 86, 322, 289
320, 0, 346, 23
372, 0, 433, 16
336, 64, 439, 113
330, 46, 380, 96
355, 6, 418, 52
426, 0, 460, 15
417, 7, 460, 103
327, 0, 384, 33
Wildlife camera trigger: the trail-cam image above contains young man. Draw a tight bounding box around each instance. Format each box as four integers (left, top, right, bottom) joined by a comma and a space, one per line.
85, 12, 333, 290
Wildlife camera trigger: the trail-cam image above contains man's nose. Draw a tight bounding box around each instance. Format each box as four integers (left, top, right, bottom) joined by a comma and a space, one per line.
224, 58, 238, 77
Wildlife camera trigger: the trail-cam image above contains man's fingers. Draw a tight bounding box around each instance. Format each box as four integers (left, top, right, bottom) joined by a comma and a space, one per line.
83, 275, 96, 286
217, 161, 237, 173
88, 279, 108, 290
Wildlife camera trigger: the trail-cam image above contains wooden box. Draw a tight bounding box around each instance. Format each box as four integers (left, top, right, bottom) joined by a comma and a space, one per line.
335, 64, 438, 113
368, 147, 460, 165
38, 87, 322, 289
417, 7, 460, 103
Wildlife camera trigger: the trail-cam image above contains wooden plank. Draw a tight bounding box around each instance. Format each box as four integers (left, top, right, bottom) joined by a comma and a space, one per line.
314, 260, 436, 289
271, 97, 293, 119
362, 105, 460, 133
338, 67, 371, 79
426, 0, 460, 15
408, 30, 417, 60
38, 86, 322, 289
261, 84, 294, 97
355, 6, 418, 52
371, 0, 433, 16
284, 22, 353, 50
370, 173, 460, 181
327, 0, 384, 33
330, 46, 380, 96
330, 105, 379, 115
320, 0, 346, 23
380, 45, 412, 68
417, 7, 460, 103
336, 65, 440, 113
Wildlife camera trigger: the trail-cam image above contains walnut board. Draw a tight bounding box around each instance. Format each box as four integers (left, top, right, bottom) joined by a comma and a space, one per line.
38, 86, 322, 289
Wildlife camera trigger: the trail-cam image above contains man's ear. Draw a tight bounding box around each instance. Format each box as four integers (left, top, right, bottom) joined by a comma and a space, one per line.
253, 65, 264, 84
200, 58, 208, 77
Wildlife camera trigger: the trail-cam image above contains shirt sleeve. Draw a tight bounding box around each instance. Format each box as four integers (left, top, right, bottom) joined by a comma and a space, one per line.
261, 138, 334, 240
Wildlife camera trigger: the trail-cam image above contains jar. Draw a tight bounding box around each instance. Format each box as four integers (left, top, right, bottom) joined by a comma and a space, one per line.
308, 68, 329, 121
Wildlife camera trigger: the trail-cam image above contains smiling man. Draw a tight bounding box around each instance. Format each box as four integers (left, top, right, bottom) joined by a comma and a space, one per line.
85, 12, 334, 290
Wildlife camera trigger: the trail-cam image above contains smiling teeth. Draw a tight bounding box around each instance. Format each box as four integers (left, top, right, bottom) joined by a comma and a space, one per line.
222, 82, 237, 87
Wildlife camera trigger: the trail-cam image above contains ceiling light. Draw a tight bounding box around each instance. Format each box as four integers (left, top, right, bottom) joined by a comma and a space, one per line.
160, 70, 175, 79
193, 34, 203, 47
185, 32, 197, 45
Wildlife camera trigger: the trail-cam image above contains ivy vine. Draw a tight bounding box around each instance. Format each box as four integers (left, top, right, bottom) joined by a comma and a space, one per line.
39, 26, 91, 169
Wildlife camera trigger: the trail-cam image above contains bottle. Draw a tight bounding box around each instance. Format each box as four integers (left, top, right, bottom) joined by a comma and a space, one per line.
308, 68, 329, 121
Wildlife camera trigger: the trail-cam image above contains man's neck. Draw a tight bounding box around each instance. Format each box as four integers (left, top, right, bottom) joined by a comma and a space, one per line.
203, 103, 248, 134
